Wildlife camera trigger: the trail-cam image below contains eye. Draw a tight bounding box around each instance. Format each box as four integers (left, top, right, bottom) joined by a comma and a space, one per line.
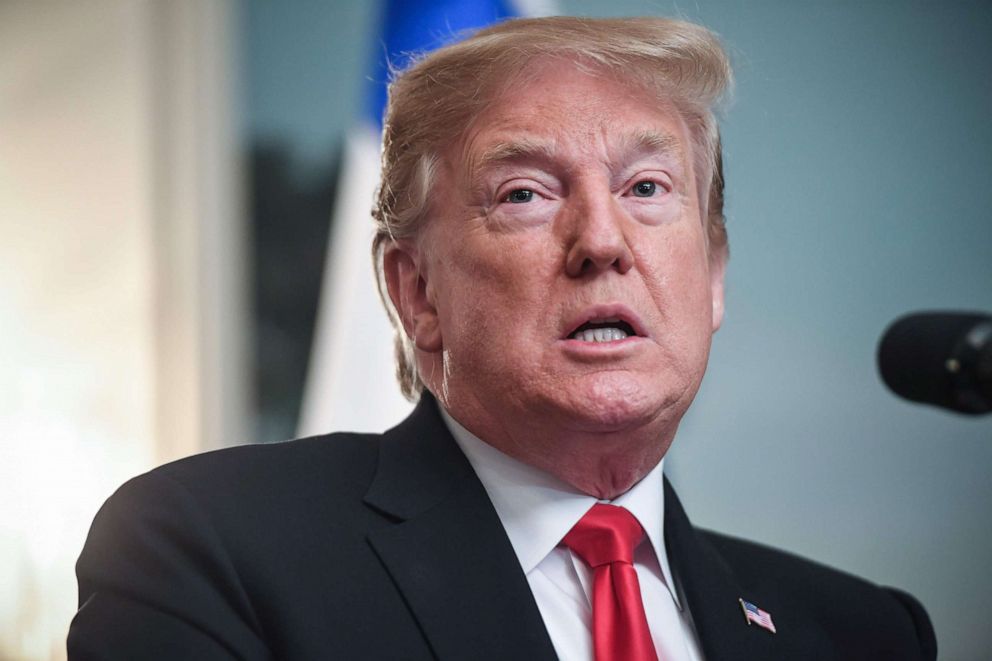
503, 189, 535, 204
631, 180, 657, 198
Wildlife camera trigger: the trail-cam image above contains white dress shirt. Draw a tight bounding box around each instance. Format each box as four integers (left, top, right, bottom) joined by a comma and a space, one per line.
440, 409, 705, 661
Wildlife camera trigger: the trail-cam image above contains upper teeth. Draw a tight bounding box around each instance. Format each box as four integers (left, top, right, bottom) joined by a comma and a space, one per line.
575, 327, 629, 342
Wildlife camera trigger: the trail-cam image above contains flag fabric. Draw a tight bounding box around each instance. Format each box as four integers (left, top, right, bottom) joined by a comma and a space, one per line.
298, 0, 554, 436
739, 599, 777, 634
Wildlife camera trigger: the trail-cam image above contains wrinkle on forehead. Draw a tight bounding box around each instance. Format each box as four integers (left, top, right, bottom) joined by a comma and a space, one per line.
455, 65, 651, 153
462, 125, 687, 188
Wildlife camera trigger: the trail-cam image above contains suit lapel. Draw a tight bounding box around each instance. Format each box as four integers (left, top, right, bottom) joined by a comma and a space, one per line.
664, 478, 783, 660
364, 395, 558, 661
365, 399, 799, 660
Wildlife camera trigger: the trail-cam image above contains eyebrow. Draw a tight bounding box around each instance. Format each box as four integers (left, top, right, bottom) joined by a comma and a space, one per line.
468, 129, 684, 180
611, 129, 684, 168
469, 137, 560, 177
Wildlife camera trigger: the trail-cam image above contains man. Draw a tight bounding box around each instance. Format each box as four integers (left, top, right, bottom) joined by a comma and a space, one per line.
69, 17, 936, 660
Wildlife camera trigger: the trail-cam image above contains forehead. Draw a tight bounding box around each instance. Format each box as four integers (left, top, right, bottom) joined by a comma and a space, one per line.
452, 58, 691, 172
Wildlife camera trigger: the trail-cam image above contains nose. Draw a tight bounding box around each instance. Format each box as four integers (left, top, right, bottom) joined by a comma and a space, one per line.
563, 188, 635, 278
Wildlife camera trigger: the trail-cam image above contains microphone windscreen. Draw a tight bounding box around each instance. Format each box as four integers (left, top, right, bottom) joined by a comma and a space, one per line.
877, 312, 992, 413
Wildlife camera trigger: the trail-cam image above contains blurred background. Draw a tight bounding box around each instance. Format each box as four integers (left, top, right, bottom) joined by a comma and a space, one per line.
1, 0, 989, 659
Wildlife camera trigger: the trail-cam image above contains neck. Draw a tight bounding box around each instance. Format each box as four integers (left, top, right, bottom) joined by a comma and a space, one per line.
435, 392, 677, 500
498, 429, 671, 500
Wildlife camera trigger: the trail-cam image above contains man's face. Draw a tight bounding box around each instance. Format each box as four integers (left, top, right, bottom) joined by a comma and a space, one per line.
395, 59, 725, 448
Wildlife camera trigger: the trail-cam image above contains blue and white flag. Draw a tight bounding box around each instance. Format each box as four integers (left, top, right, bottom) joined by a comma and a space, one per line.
299, 0, 555, 436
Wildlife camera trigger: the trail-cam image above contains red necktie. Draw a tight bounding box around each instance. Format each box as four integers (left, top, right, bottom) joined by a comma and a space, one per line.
563, 503, 659, 661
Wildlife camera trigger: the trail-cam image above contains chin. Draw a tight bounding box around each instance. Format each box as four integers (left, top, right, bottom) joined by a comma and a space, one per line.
556, 373, 684, 433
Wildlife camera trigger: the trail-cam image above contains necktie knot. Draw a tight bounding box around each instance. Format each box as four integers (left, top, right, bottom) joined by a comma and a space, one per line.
563, 503, 645, 568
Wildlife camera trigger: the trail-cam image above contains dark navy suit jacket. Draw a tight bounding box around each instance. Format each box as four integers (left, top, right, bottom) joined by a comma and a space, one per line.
69, 394, 937, 659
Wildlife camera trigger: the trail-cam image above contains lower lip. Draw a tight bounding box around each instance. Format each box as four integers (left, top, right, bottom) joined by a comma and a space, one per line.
559, 335, 647, 358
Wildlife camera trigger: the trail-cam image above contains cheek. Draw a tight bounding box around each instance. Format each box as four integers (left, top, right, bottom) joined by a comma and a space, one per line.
638, 227, 714, 323
451, 231, 556, 298
438, 234, 557, 341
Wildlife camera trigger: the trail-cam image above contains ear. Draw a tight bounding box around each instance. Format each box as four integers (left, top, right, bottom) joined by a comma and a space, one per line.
382, 241, 443, 352
709, 246, 727, 333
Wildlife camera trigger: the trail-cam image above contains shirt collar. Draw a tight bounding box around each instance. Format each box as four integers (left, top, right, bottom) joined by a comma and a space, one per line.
439, 407, 681, 608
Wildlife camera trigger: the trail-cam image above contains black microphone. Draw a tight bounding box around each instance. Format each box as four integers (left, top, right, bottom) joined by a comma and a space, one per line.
877, 311, 992, 415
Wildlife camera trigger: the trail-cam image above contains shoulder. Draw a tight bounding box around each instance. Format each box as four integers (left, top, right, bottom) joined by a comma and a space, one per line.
80, 431, 388, 588
70, 432, 390, 658
152, 431, 381, 501
701, 529, 937, 660
98, 431, 385, 543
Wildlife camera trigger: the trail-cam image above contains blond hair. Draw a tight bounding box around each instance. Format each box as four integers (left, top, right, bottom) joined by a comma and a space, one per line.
371, 16, 733, 400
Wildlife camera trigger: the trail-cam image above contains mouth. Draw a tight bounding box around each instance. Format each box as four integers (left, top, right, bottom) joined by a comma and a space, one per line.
566, 316, 641, 343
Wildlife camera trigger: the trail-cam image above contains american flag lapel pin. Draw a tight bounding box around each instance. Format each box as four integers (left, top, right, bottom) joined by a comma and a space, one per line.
739, 598, 777, 634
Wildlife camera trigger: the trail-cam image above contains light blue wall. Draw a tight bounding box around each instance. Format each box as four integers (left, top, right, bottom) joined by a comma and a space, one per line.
245, 2, 992, 657
245, 0, 378, 165
627, 4, 992, 659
